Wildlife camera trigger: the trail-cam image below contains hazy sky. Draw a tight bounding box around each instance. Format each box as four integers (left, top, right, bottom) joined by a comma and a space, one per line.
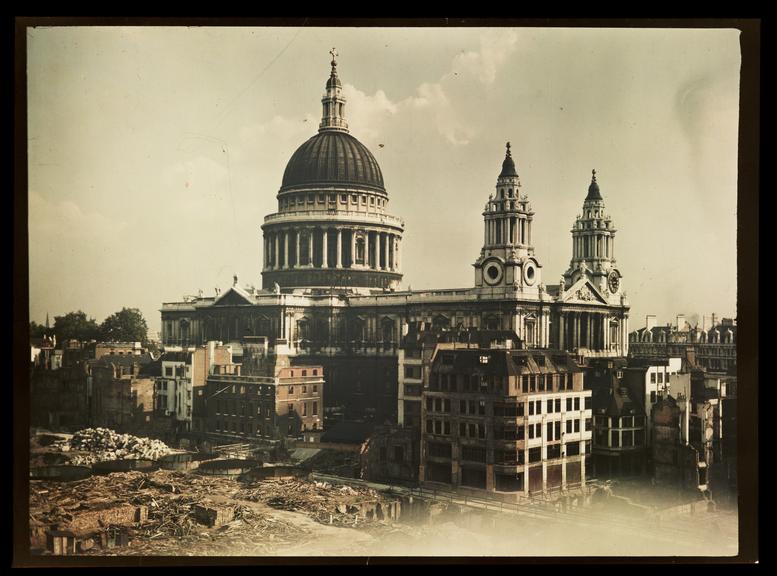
27, 26, 740, 334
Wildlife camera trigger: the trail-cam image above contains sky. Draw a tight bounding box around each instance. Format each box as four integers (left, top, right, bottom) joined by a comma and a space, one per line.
27, 26, 741, 335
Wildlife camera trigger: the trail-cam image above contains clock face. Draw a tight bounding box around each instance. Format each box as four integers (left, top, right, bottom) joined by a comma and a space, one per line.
608, 271, 620, 293
483, 260, 503, 285
523, 262, 536, 286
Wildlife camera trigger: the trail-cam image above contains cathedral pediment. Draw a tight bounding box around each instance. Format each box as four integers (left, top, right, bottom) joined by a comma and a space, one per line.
213, 286, 256, 307
560, 278, 608, 305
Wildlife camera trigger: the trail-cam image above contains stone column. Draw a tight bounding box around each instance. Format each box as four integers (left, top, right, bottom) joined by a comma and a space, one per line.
372, 231, 379, 270
295, 230, 300, 269
321, 228, 328, 268
572, 312, 580, 348
396, 236, 401, 271
389, 235, 395, 270
263, 236, 268, 268
307, 230, 314, 267
558, 312, 565, 350
283, 230, 289, 269
383, 233, 389, 270
604, 315, 610, 350
336, 228, 342, 268
273, 233, 281, 269
350, 230, 356, 268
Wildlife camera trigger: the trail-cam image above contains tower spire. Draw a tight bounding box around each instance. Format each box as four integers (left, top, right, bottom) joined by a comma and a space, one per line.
319, 48, 348, 133
499, 141, 518, 179
586, 168, 602, 200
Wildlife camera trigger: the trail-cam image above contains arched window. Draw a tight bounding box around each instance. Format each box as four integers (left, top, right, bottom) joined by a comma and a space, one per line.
300, 232, 310, 264
355, 237, 365, 264
297, 319, 310, 341
381, 318, 395, 343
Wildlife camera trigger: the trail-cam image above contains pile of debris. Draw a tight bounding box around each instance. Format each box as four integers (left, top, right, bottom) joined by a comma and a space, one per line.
62, 428, 174, 466
234, 478, 398, 527
30, 469, 302, 556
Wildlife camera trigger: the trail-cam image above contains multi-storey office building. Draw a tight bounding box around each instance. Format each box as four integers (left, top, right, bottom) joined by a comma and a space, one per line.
420, 345, 592, 498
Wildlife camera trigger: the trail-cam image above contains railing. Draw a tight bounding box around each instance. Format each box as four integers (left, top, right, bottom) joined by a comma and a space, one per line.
264, 210, 405, 227
207, 374, 324, 385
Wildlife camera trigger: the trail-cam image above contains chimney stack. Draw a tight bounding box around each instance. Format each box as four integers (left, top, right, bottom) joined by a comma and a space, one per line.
676, 314, 686, 331
646, 315, 657, 331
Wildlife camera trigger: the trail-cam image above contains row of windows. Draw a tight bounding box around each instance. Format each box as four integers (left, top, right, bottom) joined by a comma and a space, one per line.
594, 429, 645, 447
285, 383, 319, 396
215, 401, 319, 417
426, 418, 591, 440
528, 396, 590, 415
280, 193, 386, 210
649, 371, 676, 384
429, 372, 577, 394
213, 420, 320, 435
164, 366, 187, 378
594, 415, 645, 429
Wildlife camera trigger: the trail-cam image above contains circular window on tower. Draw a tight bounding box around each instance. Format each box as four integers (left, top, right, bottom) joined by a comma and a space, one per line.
524, 262, 537, 286
483, 260, 504, 286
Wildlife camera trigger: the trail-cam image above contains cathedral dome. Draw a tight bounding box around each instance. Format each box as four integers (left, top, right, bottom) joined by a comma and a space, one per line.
281, 131, 385, 192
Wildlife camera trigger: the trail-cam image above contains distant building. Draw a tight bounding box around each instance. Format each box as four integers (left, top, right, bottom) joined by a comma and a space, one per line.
363, 424, 420, 484
205, 340, 324, 441
420, 343, 592, 498
589, 371, 647, 478
154, 351, 194, 432
88, 352, 155, 434
30, 342, 90, 430
89, 341, 144, 359
629, 314, 736, 373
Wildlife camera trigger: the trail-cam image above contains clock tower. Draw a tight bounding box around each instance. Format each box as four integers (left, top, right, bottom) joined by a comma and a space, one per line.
562, 170, 622, 303
474, 143, 543, 295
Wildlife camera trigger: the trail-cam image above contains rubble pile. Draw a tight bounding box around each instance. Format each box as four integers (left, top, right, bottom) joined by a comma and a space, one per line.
63, 428, 174, 465
234, 478, 392, 527
30, 469, 302, 556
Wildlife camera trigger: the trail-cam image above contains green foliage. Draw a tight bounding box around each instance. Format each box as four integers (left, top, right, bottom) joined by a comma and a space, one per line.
53, 311, 100, 343
99, 307, 149, 345
29, 321, 47, 339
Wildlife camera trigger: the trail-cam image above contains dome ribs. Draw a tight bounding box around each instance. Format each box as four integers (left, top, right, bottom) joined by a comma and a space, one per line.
280, 132, 385, 192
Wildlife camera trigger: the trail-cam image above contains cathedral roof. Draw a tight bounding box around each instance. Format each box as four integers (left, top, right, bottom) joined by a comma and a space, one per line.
281, 131, 385, 192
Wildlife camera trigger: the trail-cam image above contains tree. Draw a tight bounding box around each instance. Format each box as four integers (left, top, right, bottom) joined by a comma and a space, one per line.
53, 311, 100, 343
29, 321, 47, 339
99, 308, 149, 345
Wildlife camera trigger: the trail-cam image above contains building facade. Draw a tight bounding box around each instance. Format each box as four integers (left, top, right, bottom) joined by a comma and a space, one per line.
160, 54, 631, 424
205, 342, 324, 441
419, 344, 592, 498
629, 314, 736, 374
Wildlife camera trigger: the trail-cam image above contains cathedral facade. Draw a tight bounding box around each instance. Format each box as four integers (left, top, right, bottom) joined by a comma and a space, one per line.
160, 55, 630, 423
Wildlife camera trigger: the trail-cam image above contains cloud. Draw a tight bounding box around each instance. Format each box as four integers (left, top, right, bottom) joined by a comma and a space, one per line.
29, 190, 126, 239
341, 31, 520, 147
447, 30, 520, 85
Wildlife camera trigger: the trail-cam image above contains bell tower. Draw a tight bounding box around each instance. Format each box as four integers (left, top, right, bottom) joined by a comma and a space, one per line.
474, 142, 543, 294
563, 170, 622, 300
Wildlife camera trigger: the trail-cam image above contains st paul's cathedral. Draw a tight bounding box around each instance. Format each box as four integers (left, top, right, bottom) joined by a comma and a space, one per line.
161, 54, 630, 422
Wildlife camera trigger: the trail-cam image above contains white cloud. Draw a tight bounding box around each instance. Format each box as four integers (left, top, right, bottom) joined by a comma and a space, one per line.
29, 190, 126, 238
448, 30, 519, 85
